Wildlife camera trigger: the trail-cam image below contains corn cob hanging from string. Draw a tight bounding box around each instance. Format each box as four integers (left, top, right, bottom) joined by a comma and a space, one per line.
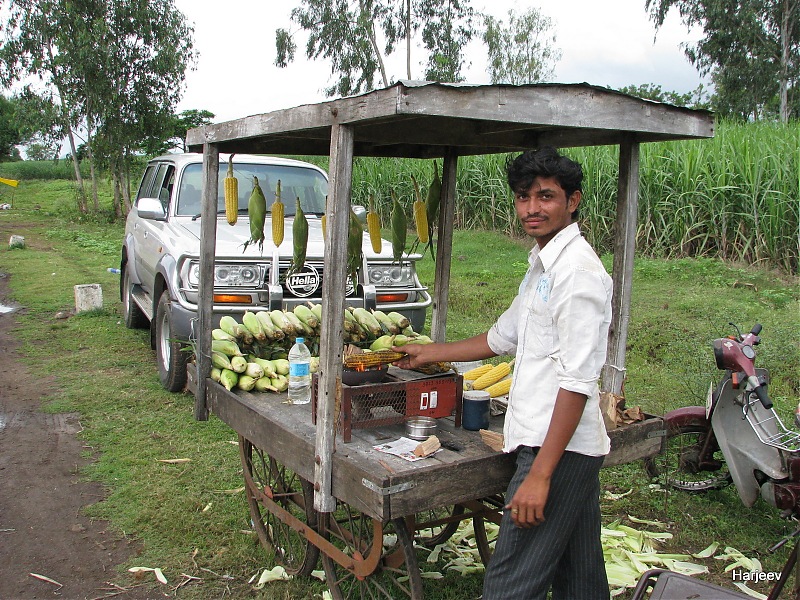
224, 154, 238, 225
424, 160, 441, 259
390, 190, 406, 263
271, 179, 284, 247
243, 176, 267, 252
347, 206, 363, 287
410, 174, 429, 256
366, 193, 382, 254
289, 197, 308, 275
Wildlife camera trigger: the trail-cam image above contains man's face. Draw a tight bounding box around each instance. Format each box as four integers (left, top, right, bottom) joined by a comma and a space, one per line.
513, 176, 581, 247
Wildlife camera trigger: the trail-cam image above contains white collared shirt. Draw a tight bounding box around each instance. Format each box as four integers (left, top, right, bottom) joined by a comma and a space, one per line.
486, 222, 613, 456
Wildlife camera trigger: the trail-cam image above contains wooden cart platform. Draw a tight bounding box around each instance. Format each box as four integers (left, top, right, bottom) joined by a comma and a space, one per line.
189, 366, 663, 522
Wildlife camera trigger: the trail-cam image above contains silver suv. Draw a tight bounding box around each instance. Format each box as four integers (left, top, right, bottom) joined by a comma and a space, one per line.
120, 153, 431, 392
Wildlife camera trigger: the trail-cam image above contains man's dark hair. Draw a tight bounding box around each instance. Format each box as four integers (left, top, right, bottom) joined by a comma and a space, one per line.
506, 146, 583, 218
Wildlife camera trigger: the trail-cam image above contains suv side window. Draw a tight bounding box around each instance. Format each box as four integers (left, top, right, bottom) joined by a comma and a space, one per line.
136, 165, 158, 202
151, 164, 176, 212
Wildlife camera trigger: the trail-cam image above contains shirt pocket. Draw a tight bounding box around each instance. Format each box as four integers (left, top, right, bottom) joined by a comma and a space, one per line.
523, 299, 555, 358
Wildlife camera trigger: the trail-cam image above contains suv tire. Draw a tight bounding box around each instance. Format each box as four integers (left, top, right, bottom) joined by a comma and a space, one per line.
122, 265, 148, 329
155, 290, 189, 392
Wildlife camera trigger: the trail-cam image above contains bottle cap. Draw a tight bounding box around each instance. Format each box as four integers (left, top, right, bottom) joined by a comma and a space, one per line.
296, 337, 304, 344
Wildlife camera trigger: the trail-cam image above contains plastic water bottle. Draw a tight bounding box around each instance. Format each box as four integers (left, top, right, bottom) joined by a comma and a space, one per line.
288, 336, 312, 405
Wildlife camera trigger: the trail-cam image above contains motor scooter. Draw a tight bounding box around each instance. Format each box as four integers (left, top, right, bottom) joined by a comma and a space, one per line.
645, 322, 800, 516
638, 323, 800, 599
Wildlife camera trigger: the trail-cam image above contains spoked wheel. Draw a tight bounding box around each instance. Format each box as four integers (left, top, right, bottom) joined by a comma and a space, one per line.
239, 435, 319, 576
644, 423, 732, 492
320, 503, 423, 599
472, 495, 503, 566
411, 504, 465, 548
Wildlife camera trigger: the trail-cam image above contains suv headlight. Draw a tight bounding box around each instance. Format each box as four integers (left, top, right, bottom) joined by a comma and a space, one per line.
184, 261, 264, 288
367, 263, 415, 286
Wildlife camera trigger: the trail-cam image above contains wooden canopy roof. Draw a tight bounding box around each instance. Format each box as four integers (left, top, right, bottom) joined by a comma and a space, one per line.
186, 81, 714, 158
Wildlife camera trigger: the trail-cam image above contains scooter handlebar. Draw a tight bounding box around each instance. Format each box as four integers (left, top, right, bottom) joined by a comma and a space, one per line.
754, 383, 773, 409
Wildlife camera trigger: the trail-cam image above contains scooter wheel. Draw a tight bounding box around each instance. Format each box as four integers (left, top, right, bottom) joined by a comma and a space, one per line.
644, 423, 732, 492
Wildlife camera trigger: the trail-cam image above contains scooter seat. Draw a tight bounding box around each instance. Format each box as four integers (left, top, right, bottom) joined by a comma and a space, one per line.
630, 568, 754, 599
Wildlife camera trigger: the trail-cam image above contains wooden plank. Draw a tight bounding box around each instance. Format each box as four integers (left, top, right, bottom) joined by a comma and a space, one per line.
603, 137, 640, 396
194, 144, 219, 421
430, 149, 458, 342
315, 120, 355, 513
604, 416, 665, 467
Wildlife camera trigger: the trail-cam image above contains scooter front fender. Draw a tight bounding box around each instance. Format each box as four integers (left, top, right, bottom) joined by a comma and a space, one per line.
662, 406, 708, 429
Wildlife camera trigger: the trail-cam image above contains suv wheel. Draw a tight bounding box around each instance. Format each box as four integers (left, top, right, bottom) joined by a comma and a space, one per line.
155, 290, 189, 392
122, 265, 148, 329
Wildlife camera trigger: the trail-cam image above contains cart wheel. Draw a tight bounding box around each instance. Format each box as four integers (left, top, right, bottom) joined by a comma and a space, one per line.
239, 435, 319, 577
321, 505, 423, 599
411, 504, 465, 548
472, 495, 504, 566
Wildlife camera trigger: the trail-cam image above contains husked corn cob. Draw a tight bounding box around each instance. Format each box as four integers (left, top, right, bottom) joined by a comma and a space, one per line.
272, 179, 284, 247
462, 363, 492, 380
486, 378, 512, 398
343, 350, 406, 369
366, 194, 382, 253
411, 175, 429, 244
224, 154, 238, 225
472, 359, 515, 390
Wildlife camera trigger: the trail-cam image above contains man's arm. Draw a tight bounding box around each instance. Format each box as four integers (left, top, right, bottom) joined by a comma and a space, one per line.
393, 332, 496, 370
505, 388, 587, 528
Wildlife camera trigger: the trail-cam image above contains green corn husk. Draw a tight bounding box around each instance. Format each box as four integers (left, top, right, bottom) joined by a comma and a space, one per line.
245, 176, 267, 252
237, 375, 257, 391
248, 355, 277, 378
210, 367, 222, 382
244, 362, 264, 379
242, 311, 266, 342
219, 369, 238, 391
211, 351, 233, 371
270, 374, 288, 392
219, 315, 240, 338
212, 328, 236, 342
272, 359, 289, 376
230, 355, 248, 373
212, 339, 244, 357
254, 377, 278, 392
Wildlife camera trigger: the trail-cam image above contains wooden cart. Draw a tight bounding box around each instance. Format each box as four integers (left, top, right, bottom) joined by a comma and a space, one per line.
187, 366, 664, 598
184, 81, 714, 597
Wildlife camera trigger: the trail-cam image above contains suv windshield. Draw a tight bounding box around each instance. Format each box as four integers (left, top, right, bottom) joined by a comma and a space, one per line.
175, 162, 328, 217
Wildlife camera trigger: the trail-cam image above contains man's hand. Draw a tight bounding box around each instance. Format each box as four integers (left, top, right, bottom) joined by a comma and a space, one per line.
392, 343, 430, 370
506, 471, 550, 528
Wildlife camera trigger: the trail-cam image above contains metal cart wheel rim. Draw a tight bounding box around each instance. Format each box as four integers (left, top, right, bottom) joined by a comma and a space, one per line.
239, 435, 320, 577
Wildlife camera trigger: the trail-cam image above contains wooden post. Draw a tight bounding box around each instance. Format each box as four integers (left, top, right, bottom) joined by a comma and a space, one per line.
602, 137, 640, 396
194, 143, 219, 421
314, 119, 354, 513
429, 149, 458, 343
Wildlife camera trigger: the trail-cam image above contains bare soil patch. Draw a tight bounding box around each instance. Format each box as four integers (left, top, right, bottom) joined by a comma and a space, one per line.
0, 272, 155, 600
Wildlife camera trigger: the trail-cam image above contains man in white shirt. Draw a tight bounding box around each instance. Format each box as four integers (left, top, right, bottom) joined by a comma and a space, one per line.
394, 146, 613, 599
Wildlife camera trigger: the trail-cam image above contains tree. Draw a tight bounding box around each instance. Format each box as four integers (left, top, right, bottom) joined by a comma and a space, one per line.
616, 83, 712, 109
0, 96, 23, 161
12, 87, 65, 160
482, 8, 561, 85
645, 0, 798, 122
275, 0, 477, 97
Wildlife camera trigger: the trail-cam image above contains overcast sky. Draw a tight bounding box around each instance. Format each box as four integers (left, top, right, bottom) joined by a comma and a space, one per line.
172, 0, 705, 125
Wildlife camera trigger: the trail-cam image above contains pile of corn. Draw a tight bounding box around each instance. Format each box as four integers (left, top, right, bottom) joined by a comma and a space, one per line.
207, 305, 431, 393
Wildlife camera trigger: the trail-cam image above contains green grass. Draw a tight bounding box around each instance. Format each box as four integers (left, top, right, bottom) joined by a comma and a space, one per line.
0, 179, 798, 598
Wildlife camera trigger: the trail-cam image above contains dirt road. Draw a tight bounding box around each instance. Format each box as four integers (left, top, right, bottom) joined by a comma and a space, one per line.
0, 272, 155, 600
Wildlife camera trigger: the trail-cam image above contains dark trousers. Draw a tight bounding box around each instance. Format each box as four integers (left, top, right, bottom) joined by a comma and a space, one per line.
482, 446, 609, 600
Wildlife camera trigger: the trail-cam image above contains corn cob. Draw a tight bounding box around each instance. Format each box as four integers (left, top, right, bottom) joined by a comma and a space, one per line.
391, 190, 406, 262
224, 154, 238, 225
246, 176, 267, 252
320, 196, 328, 238
219, 369, 238, 391
237, 375, 257, 391
256, 311, 283, 341
411, 175, 429, 243
386, 311, 410, 330
244, 362, 265, 379
366, 194, 382, 253
254, 377, 278, 392
212, 328, 236, 342
472, 359, 515, 390
271, 179, 284, 247
462, 363, 493, 380
344, 350, 406, 369
353, 307, 383, 337
212, 339, 245, 357
210, 367, 222, 382
372, 310, 399, 334
284, 309, 312, 336
230, 355, 248, 373
293, 304, 319, 330
269, 309, 296, 336
211, 350, 233, 371
219, 315, 241, 338
369, 334, 395, 351
290, 197, 308, 274
347, 207, 363, 285
248, 355, 277, 378
242, 311, 266, 342
272, 359, 290, 375
486, 378, 512, 398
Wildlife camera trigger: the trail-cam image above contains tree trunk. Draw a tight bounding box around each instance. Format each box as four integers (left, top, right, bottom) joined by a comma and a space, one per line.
778, 0, 793, 123
406, 0, 412, 79
86, 128, 99, 211
359, 0, 389, 86
64, 126, 86, 213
